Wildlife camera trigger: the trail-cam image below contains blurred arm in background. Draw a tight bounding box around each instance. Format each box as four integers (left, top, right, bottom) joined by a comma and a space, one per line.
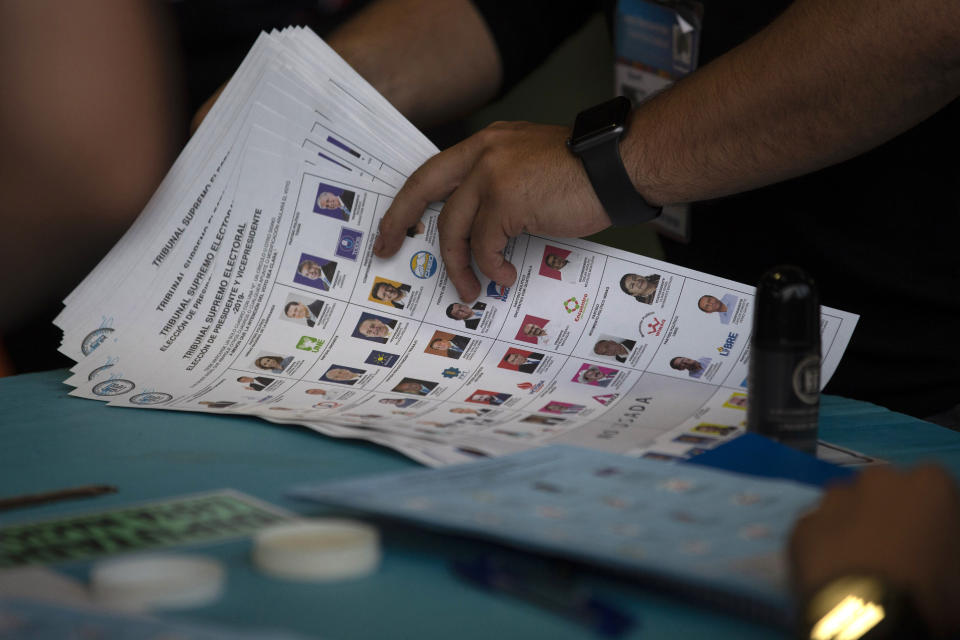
193, 0, 501, 132
0, 0, 182, 335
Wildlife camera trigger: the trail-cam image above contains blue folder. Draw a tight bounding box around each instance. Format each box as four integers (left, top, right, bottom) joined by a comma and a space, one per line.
685, 433, 855, 488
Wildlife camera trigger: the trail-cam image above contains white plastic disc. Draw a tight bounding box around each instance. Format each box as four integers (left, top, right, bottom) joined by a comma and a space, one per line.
90, 553, 225, 611
252, 518, 380, 582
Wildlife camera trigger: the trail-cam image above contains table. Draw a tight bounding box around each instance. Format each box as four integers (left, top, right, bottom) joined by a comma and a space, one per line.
2, 369, 959, 639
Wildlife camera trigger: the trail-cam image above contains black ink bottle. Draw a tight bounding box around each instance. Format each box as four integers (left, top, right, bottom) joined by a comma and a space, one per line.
747, 266, 821, 455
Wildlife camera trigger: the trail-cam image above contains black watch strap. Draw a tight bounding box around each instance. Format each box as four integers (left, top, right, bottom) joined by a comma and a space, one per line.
576, 136, 661, 227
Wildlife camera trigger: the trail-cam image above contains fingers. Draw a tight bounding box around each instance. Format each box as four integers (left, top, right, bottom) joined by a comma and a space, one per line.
373, 123, 530, 301
375, 139, 478, 258
909, 463, 956, 496
437, 171, 483, 302
471, 205, 518, 291
191, 82, 226, 135
436, 164, 520, 301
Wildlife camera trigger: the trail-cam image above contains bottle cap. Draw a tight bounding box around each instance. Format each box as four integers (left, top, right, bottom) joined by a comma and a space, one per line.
252, 518, 380, 582
90, 553, 224, 611
752, 265, 820, 349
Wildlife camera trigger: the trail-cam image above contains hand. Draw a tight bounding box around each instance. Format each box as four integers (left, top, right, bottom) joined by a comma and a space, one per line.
789, 465, 960, 636
372, 121, 612, 302
191, 82, 226, 134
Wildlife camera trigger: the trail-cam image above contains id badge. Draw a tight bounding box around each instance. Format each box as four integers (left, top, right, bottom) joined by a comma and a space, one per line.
615, 0, 703, 243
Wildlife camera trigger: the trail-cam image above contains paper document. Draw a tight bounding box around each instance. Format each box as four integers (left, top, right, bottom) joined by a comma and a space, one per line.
56, 28, 858, 467
291, 445, 822, 619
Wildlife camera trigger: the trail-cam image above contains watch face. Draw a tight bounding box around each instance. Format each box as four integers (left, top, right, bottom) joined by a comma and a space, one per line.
569, 96, 631, 151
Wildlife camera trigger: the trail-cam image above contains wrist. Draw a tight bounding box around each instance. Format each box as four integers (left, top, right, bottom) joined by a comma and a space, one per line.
617, 122, 663, 208
567, 96, 662, 227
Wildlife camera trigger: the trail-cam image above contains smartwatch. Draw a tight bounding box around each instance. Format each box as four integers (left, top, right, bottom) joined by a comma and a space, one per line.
567, 96, 662, 227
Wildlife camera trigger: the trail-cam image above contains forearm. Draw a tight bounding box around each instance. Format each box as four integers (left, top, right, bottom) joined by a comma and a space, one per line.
0, 1, 179, 210
624, 0, 960, 205
326, 0, 502, 127
0, 1, 180, 329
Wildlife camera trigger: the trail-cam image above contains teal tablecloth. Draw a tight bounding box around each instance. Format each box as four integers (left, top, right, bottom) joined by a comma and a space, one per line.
2, 370, 959, 639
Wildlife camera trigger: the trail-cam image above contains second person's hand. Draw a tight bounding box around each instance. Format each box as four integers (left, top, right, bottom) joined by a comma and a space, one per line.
372, 121, 613, 302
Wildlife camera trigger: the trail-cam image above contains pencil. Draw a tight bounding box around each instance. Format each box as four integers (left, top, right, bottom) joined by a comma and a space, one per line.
0, 485, 117, 511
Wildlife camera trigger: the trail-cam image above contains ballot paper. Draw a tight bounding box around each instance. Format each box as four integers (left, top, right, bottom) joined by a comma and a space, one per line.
291, 445, 822, 621
56, 27, 859, 467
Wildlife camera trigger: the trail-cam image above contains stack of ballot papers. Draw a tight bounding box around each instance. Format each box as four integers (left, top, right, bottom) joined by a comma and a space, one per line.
56, 27, 858, 467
